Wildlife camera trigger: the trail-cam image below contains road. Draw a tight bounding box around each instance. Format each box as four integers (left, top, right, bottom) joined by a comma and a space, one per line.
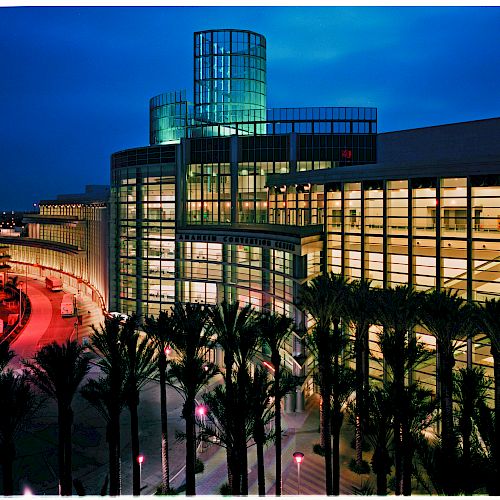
4, 276, 188, 496
10, 277, 77, 366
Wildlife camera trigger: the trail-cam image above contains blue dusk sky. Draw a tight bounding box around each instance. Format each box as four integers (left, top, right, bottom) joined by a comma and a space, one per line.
1, 6, 500, 210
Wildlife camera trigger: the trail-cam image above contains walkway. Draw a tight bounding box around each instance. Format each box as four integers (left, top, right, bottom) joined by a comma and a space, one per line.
183, 394, 366, 496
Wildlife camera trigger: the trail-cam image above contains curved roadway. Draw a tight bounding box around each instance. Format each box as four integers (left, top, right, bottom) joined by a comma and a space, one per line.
10, 277, 76, 366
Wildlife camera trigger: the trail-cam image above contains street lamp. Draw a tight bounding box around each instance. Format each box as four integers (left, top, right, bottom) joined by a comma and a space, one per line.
196, 405, 207, 452
17, 280, 24, 325
293, 451, 304, 495
137, 454, 145, 490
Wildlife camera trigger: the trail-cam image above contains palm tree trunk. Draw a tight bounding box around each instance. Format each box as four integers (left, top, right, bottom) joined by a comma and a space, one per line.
376, 467, 388, 496
393, 349, 405, 496
159, 355, 170, 492
106, 423, 117, 496
57, 403, 67, 495
393, 415, 402, 495
493, 350, 500, 494
240, 433, 249, 495
1, 443, 15, 496
332, 416, 341, 496
438, 348, 456, 496
229, 446, 241, 496
320, 398, 325, 448
460, 414, 472, 495
363, 324, 370, 426
256, 436, 265, 496
224, 353, 239, 495
355, 326, 364, 466
108, 402, 121, 496
321, 388, 333, 495
273, 356, 282, 496
440, 354, 455, 451
401, 422, 412, 496
332, 353, 341, 496
130, 401, 141, 496
64, 407, 74, 496
185, 398, 197, 496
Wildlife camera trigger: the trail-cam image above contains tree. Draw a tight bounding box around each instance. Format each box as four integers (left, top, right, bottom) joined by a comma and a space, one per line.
0, 371, 40, 495
120, 314, 158, 496
88, 316, 126, 495
330, 364, 356, 494
248, 365, 275, 496
80, 376, 123, 496
376, 285, 425, 495
24, 340, 90, 495
420, 289, 474, 494
345, 279, 376, 468
207, 300, 254, 495
399, 383, 436, 495
300, 272, 349, 496
257, 310, 294, 496
0, 340, 14, 371
143, 311, 175, 493
453, 366, 491, 494
233, 310, 260, 495
477, 297, 500, 493
364, 386, 393, 495
199, 367, 276, 497
168, 303, 218, 496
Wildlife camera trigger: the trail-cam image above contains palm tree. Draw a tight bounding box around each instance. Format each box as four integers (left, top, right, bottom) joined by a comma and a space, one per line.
80, 376, 123, 495
0, 371, 40, 495
0, 340, 14, 371
143, 311, 175, 494
24, 340, 90, 495
376, 285, 425, 495
477, 297, 500, 493
345, 279, 376, 468
364, 386, 393, 495
420, 289, 474, 494
207, 300, 254, 495
257, 310, 294, 496
248, 365, 275, 496
399, 383, 436, 495
168, 303, 218, 496
330, 364, 356, 494
88, 316, 126, 495
120, 315, 157, 496
233, 312, 260, 495
199, 384, 245, 479
453, 366, 491, 494
300, 272, 349, 496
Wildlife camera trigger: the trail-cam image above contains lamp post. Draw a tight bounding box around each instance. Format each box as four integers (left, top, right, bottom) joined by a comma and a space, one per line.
17, 280, 24, 326
293, 451, 304, 495
137, 454, 144, 491
196, 405, 206, 452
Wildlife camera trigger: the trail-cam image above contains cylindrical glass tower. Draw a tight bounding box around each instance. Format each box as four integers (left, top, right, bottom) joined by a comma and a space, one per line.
150, 89, 189, 145
193, 29, 267, 125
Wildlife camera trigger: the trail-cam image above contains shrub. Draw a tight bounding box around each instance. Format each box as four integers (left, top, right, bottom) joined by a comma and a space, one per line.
349, 458, 371, 475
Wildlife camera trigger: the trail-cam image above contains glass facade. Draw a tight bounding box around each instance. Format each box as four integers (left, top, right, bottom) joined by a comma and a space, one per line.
5, 198, 109, 309
150, 90, 189, 145
194, 29, 266, 129
110, 145, 176, 318
109, 27, 500, 406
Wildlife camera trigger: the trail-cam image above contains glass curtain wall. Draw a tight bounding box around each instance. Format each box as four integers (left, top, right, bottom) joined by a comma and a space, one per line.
321, 175, 500, 397
194, 29, 266, 132
111, 147, 176, 318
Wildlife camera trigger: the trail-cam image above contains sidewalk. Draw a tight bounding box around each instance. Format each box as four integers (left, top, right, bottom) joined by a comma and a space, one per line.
178, 394, 368, 496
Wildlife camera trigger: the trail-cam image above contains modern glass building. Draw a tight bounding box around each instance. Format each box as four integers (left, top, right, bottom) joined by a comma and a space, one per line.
110, 28, 500, 405
1, 185, 110, 311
